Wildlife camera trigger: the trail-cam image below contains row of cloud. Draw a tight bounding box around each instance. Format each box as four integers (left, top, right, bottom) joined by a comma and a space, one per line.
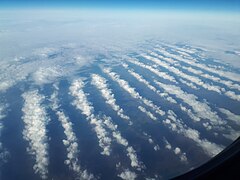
21, 90, 49, 179
69, 78, 144, 175
150, 48, 240, 101
91, 74, 130, 122
120, 62, 224, 157
50, 86, 94, 180
103, 68, 165, 117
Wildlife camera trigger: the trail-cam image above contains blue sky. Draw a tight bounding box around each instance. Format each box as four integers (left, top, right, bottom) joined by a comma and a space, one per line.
1, 0, 240, 11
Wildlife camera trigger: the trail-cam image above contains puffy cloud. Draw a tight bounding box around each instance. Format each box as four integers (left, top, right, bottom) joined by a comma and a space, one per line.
0, 104, 9, 167
163, 110, 224, 157
69, 79, 112, 156
138, 106, 157, 121
118, 169, 137, 180
123, 64, 177, 105
179, 78, 199, 90
154, 80, 225, 127
91, 74, 130, 121
142, 53, 222, 94
32, 66, 62, 85
181, 66, 240, 101
127, 58, 176, 83
50, 88, 94, 180
0, 80, 15, 92
103, 68, 165, 117
218, 108, 240, 126
70, 78, 144, 171
224, 91, 240, 102
143, 132, 160, 151
163, 138, 188, 163
223, 128, 240, 141
179, 104, 201, 122
102, 116, 144, 170
21, 90, 49, 179
155, 47, 240, 83
0, 44, 94, 92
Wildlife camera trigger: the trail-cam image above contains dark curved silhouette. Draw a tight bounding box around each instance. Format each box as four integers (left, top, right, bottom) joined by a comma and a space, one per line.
172, 137, 240, 180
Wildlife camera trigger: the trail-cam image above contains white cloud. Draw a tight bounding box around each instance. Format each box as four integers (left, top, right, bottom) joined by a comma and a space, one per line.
33, 47, 58, 58
118, 169, 137, 180
181, 66, 240, 101
0, 104, 9, 167
101, 115, 144, 170
32, 66, 62, 85
127, 58, 176, 83
179, 78, 199, 90
138, 106, 157, 121
163, 138, 172, 150
50, 88, 94, 180
224, 91, 240, 101
123, 64, 178, 105
155, 47, 240, 83
124, 63, 181, 106
22, 90, 49, 179
179, 104, 201, 122
142, 53, 222, 94
103, 68, 165, 117
218, 108, 240, 126
182, 66, 240, 91
163, 138, 188, 163
0, 80, 15, 92
143, 132, 160, 151
163, 110, 224, 157
154, 80, 225, 126
222, 128, 240, 141
70, 79, 144, 170
69, 79, 112, 156
91, 74, 130, 121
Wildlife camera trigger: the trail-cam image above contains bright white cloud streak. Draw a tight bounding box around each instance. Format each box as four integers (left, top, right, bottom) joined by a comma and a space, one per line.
91, 74, 130, 121
154, 80, 225, 127
219, 108, 240, 126
22, 90, 50, 179
69, 79, 112, 156
155, 47, 240, 83
50, 87, 94, 180
142, 54, 223, 94
103, 68, 165, 117
163, 110, 224, 157
70, 79, 144, 171
122, 63, 177, 104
